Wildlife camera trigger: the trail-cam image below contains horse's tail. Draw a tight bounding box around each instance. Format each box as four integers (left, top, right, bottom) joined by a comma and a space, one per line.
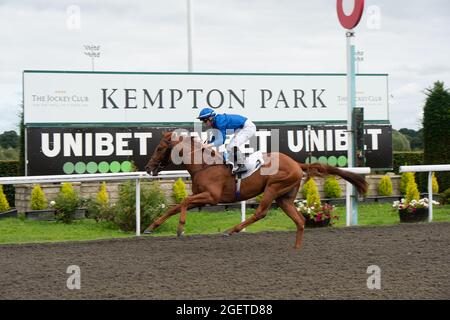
298, 163, 368, 195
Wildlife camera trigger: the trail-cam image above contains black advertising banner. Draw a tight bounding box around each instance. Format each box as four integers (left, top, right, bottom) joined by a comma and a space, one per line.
26, 125, 392, 176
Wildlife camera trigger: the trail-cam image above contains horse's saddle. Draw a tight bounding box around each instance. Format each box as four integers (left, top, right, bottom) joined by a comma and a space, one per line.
239, 151, 265, 179
234, 151, 265, 200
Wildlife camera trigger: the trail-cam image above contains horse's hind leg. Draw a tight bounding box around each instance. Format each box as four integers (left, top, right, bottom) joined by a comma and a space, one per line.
144, 204, 183, 234
276, 184, 305, 249
225, 190, 275, 235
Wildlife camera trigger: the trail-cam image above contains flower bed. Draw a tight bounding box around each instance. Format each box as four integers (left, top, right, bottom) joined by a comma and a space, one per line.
295, 200, 338, 228
392, 198, 438, 223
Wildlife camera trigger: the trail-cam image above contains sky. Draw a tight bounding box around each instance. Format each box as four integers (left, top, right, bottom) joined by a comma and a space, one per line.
1, 0, 449, 133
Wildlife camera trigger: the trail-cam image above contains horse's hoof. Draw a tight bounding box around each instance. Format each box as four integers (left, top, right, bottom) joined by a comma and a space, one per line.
223, 231, 231, 237
143, 229, 153, 235
177, 231, 185, 237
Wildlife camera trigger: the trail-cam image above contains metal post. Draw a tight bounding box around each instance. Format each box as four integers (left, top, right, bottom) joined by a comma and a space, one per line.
346, 30, 358, 226
428, 171, 433, 222
186, 0, 193, 72
241, 201, 246, 231
136, 178, 141, 236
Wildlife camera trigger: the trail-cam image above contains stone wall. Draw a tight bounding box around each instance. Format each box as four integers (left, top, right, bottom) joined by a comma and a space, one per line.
14, 174, 400, 213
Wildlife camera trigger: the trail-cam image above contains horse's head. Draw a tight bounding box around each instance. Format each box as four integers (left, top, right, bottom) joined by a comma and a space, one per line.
145, 131, 175, 176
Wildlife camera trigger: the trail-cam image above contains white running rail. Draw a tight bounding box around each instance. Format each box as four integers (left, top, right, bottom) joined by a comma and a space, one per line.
400, 164, 450, 222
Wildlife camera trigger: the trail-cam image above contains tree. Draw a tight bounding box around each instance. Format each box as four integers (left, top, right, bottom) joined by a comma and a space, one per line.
0, 130, 19, 149
422, 81, 450, 190
399, 128, 423, 150
392, 130, 411, 151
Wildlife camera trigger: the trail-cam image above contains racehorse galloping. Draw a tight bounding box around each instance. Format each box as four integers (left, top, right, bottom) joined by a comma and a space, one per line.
144, 131, 367, 249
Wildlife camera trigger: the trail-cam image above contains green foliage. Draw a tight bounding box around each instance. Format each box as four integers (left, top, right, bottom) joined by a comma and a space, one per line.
423, 81, 450, 191
399, 128, 423, 151
323, 176, 342, 198
172, 178, 188, 204
114, 181, 167, 232
393, 152, 423, 173
0, 185, 10, 212
96, 182, 109, 207
30, 185, 48, 210
0, 147, 19, 160
254, 193, 264, 203
303, 178, 321, 207
378, 175, 393, 196
0, 160, 19, 205
400, 172, 415, 195
439, 188, 450, 205
0, 130, 19, 149
392, 130, 411, 151
85, 183, 114, 223
55, 183, 80, 224
432, 173, 439, 194
405, 177, 420, 204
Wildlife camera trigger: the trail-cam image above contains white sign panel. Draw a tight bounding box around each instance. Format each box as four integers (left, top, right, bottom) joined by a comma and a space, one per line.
23, 71, 388, 124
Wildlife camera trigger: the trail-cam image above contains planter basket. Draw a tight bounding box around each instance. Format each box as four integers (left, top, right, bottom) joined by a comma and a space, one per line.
303, 215, 331, 228
26, 209, 57, 221
25, 209, 86, 221
0, 209, 18, 219
398, 207, 428, 223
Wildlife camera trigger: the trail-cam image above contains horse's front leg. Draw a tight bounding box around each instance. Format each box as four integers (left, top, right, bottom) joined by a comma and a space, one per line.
144, 204, 183, 234
178, 191, 218, 237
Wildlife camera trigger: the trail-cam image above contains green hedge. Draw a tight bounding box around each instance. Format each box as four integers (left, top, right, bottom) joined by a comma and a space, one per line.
0, 160, 19, 206
393, 152, 429, 193
393, 152, 423, 173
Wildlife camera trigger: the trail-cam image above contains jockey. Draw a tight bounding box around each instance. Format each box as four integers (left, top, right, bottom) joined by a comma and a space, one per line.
197, 107, 257, 174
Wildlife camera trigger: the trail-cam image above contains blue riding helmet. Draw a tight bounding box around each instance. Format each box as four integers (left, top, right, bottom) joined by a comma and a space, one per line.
197, 107, 216, 120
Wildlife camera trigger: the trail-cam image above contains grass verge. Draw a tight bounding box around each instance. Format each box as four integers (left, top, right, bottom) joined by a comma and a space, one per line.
0, 203, 449, 244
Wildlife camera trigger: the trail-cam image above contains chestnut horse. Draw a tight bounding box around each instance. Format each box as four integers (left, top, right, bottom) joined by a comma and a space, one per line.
144, 131, 367, 249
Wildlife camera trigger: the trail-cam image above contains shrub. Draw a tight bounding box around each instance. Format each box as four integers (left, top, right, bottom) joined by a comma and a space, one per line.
323, 176, 342, 198
378, 175, 393, 196
303, 178, 320, 207
400, 172, 415, 195
254, 192, 264, 203
173, 178, 188, 204
114, 181, 167, 232
423, 81, 450, 191
30, 184, 48, 210
55, 183, 80, 224
96, 182, 109, 207
301, 178, 313, 198
405, 177, 420, 204
439, 187, 450, 205
0, 185, 10, 212
85, 182, 114, 222
0, 160, 19, 205
432, 173, 439, 194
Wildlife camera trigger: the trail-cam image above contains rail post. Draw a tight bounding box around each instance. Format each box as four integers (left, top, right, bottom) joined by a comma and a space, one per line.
136, 178, 141, 236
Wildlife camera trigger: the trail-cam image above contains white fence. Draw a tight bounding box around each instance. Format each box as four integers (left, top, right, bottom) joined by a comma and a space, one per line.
0, 171, 191, 236
400, 164, 450, 222
0, 167, 373, 236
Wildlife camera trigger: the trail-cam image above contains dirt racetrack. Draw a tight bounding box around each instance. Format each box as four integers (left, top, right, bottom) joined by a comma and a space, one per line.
0, 222, 449, 300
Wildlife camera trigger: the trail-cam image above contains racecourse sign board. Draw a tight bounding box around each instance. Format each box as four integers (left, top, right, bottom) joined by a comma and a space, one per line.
23, 71, 391, 175
23, 71, 389, 124
26, 125, 392, 175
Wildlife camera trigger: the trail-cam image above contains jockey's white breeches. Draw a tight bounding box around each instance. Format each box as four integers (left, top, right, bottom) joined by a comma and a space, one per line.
226, 120, 257, 153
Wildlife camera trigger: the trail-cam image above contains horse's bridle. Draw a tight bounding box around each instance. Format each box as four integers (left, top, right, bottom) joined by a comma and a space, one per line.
154, 138, 173, 171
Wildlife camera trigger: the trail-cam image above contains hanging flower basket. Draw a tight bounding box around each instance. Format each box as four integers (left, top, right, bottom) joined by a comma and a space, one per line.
295, 201, 338, 228
393, 198, 438, 223
398, 208, 428, 223
303, 215, 332, 228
